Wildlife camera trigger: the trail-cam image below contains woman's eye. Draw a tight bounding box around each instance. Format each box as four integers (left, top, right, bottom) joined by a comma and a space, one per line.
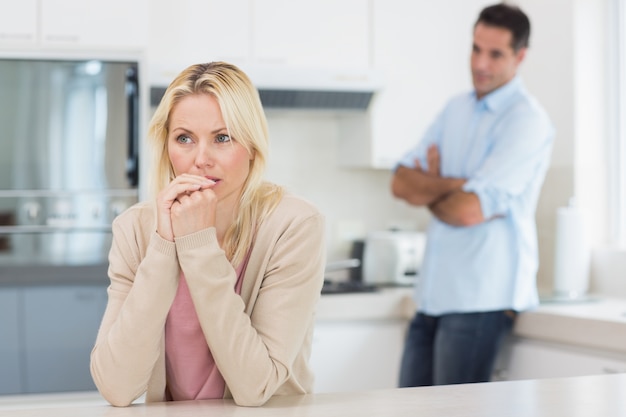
216, 134, 231, 143
176, 134, 193, 144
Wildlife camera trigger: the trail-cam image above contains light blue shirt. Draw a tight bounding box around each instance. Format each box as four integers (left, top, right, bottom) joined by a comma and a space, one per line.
397, 76, 554, 315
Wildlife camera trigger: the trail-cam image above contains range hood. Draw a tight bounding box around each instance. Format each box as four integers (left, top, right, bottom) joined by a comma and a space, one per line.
149, 66, 382, 111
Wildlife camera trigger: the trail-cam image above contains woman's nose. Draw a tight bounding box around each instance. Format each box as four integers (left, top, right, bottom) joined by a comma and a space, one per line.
194, 142, 214, 167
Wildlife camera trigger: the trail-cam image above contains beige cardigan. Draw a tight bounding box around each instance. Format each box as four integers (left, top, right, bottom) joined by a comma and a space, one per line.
90, 193, 326, 407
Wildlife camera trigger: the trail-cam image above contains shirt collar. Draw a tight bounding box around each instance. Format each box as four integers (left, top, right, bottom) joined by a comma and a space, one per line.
473, 76, 524, 112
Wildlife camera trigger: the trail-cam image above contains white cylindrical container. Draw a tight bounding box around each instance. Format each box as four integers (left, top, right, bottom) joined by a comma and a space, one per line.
552, 199, 590, 299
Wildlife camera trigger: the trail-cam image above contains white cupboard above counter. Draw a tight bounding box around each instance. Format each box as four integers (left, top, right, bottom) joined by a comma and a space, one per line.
0, 0, 148, 51
147, 0, 379, 113
0, 0, 37, 46
338, 0, 485, 169
147, 0, 370, 81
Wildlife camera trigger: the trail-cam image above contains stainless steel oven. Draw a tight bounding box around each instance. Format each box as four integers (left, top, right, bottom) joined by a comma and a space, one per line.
0, 58, 139, 272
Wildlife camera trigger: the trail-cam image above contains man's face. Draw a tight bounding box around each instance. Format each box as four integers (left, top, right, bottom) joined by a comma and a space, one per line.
471, 22, 526, 99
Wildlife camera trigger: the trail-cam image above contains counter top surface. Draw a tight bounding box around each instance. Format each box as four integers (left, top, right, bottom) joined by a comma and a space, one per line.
317, 288, 626, 355
2, 373, 625, 416
515, 296, 626, 354
316, 286, 415, 321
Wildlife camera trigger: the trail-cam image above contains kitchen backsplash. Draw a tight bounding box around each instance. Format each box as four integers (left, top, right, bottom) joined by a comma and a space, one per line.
264, 111, 429, 261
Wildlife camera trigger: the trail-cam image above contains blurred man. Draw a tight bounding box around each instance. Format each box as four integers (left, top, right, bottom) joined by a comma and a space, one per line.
392, 3, 554, 386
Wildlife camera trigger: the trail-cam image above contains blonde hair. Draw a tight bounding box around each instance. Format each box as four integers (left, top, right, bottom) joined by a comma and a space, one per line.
147, 62, 283, 266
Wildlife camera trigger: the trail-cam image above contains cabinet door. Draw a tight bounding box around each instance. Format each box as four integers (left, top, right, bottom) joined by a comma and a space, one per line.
0, 288, 22, 394
41, 0, 148, 49
147, 0, 250, 82
22, 285, 108, 393
0, 0, 38, 46
253, 0, 370, 70
340, 0, 488, 168
497, 337, 626, 381
310, 319, 407, 393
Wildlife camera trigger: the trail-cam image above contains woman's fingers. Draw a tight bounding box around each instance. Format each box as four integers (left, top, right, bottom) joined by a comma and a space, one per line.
155, 175, 215, 241
170, 188, 218, 237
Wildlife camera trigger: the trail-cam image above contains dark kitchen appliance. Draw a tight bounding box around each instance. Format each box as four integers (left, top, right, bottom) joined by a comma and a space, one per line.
348, 239, 365, 283
321, 258, 378, 295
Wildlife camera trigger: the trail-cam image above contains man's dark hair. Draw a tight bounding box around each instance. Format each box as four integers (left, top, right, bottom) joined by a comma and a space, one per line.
476, 3, 531, 51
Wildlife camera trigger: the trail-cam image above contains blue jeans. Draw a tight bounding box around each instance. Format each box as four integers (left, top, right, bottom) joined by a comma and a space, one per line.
398, 310, 515, 387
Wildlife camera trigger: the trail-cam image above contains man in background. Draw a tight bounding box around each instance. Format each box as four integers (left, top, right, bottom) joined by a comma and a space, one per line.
392, 3, 554, 386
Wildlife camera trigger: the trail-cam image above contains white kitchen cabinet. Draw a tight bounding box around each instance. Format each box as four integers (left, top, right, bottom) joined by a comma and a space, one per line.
0, 0, 38, 46
147, 0, 370, 85
148, 0, 250, 78
0, 288, 22, 395
253, 0, 369, 70
310, 319, 407, 393
41, 0, 148, 50
21, 285, 108, 393
0, 0, 147, 51
495, 336, 626, 382
339, 0, 489, 168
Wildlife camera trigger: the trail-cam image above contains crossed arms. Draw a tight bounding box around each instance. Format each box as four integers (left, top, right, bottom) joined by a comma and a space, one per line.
391, 145, 486, 227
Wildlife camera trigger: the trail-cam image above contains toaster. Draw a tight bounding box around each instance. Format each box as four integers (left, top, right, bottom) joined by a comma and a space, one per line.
362, 230, 426, 286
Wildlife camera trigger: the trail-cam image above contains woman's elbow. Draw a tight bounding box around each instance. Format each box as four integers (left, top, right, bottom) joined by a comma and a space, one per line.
90, 360, 136, 407
231, 392, 271, 407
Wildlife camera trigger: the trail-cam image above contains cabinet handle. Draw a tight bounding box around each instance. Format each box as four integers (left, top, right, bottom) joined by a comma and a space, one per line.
44, 34, 79, 43
602, 367, 626, 374
0, 33, 34, 41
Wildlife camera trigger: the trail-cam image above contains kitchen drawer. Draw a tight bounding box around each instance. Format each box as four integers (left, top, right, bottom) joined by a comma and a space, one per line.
0, 288, 22, 394
21, 285, 107, 393
496, 336, 626, 381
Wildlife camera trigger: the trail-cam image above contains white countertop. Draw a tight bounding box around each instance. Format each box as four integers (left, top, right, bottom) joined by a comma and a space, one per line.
2, 373, 626, 416
316, 287, 626, 355
316, 287, 415, 321
516, 296, 626, 354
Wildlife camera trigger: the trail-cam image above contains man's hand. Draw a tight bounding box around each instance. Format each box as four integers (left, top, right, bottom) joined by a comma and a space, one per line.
392, 144, 486, 227
425, 144, 441, 176
392, 145, 464, 206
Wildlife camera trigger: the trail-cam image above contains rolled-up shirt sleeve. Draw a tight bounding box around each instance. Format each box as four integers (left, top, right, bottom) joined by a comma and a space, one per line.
462, 105, 554, 220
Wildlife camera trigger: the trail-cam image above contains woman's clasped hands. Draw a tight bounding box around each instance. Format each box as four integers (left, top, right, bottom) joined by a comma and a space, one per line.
156, 173, 217, 241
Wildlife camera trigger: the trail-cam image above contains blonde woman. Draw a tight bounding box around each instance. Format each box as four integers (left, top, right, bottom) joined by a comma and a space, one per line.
90, 62, 326, 407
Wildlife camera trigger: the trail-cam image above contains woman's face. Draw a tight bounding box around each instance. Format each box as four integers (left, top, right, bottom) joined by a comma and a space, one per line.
167, 93, 253, 208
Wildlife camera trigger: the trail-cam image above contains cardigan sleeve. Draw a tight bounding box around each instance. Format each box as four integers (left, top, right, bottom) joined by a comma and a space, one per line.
90, 207, 180, 407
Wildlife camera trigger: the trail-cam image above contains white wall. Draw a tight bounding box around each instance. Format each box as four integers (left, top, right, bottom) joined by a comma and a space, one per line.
518, 0, 619, 295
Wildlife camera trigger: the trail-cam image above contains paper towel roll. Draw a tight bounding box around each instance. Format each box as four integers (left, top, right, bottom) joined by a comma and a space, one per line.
553, 201, 590, 298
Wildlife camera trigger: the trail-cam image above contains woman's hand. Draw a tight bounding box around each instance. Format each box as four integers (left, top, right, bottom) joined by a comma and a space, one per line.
156, 174, 215, 241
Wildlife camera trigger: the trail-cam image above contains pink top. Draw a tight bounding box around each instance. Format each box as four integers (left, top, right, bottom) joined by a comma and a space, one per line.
164, 254, 249, 401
